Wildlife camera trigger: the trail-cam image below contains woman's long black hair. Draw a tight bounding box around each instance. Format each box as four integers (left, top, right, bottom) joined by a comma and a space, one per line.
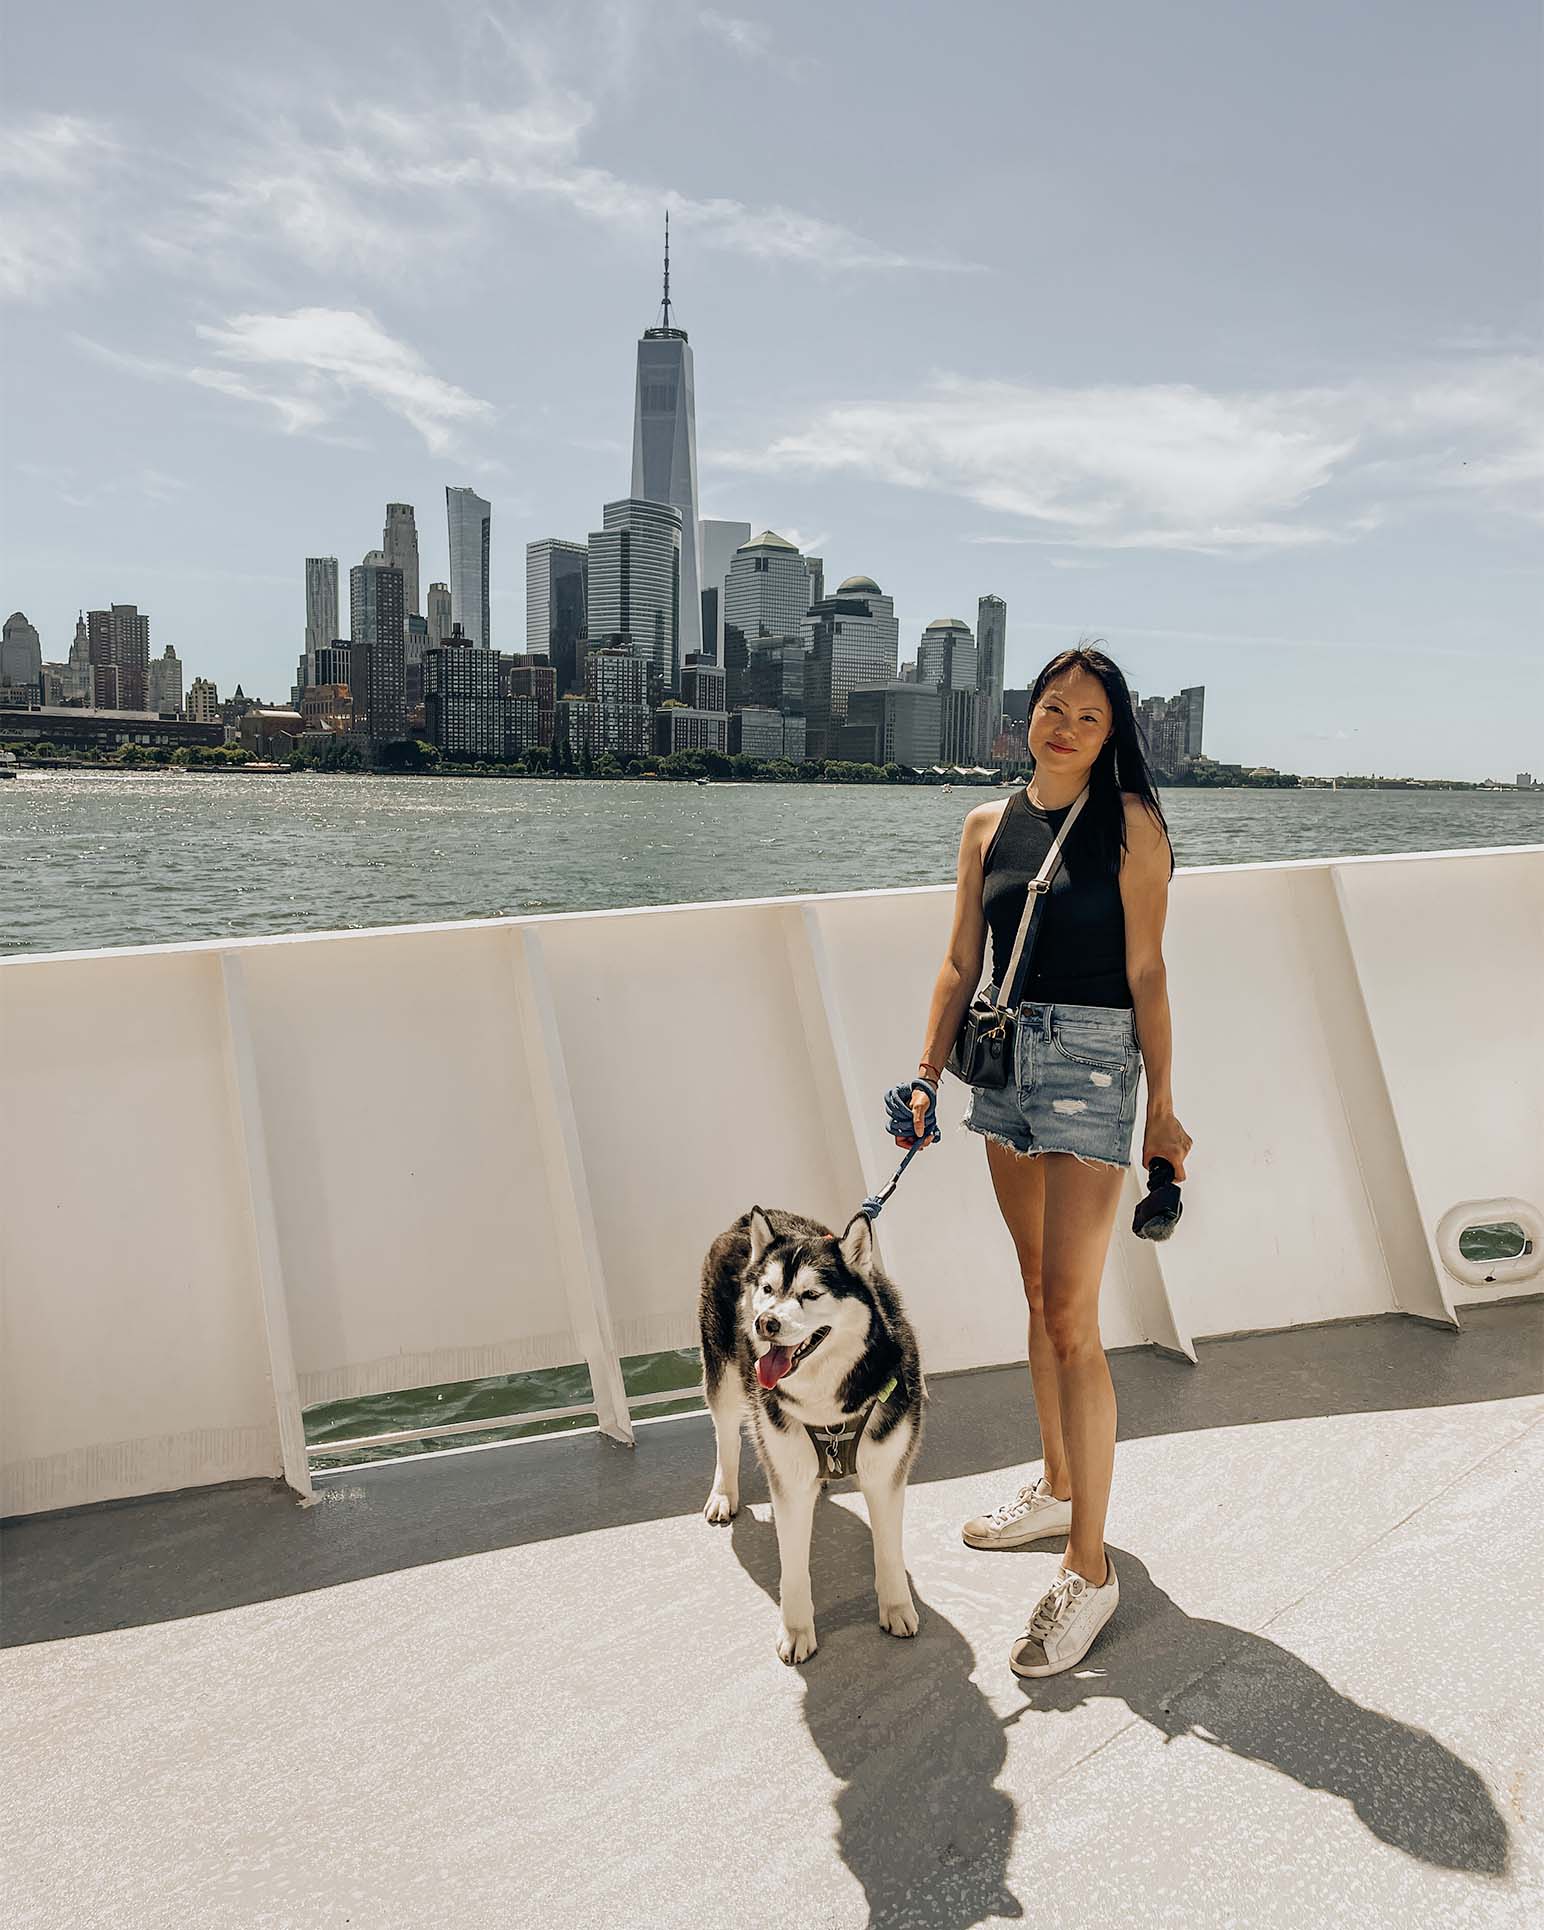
1027, 640, 1174, 879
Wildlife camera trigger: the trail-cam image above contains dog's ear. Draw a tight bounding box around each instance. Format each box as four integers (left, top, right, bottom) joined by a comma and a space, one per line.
747, 1206, 776, 1266
838, 1211, 875, 1280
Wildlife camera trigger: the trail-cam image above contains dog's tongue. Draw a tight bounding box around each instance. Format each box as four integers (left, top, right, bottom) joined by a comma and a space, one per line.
756, 1345, 793, 1390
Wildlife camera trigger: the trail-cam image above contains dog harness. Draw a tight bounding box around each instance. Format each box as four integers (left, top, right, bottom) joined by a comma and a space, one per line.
805, 1375, 898, 1482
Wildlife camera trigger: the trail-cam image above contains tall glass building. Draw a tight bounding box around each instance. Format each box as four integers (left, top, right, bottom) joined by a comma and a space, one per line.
698, 518, 751, 664
305, 558, 339, 659
976, 594, 1007, 762
586, 498, 682, 691
446, 487, 492, 649
349, 551, 406, 743
723, 531, 811, 640
526, 539, 589, 696
631, 219, 702, 666
801, 575, 900, 723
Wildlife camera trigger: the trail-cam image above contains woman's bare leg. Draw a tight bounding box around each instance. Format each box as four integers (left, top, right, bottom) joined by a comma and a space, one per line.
982, 1140, 1069, 1498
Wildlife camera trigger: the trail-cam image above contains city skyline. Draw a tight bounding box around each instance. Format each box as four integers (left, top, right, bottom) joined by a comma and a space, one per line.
1, 0, 1539, 780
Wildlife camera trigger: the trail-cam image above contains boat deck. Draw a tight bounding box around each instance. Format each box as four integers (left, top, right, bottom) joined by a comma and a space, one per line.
4, 1304, 1542, 1929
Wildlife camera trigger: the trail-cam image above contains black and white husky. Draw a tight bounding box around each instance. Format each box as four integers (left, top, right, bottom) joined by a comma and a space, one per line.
698, 1204, 925, 1664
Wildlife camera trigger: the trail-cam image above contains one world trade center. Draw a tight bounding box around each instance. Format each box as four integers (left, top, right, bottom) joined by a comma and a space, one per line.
631, 215, 702, 676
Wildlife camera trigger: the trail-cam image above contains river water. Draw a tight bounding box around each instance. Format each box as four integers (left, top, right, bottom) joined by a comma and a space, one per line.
5, 771, 1541, 957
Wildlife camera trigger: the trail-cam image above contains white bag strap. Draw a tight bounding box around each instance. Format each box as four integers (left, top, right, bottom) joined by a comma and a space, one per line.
993, 785, 1088, 1011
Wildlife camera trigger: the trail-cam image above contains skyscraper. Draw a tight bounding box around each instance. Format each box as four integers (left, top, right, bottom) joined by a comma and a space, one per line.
801, 576, 900, 724
349, 551, 406, 743
382, 504, 421, 619
723, 531, 812, 639
0, 612, 43, 699
631, 215, 702, 666
586, 498, 682, 690
146, 645, 183, 717
526, 539, 589, 696
446, 487, 491, 649
698, 518, 751, 664
976, 594, 1007, 762
426, 581, 452, 648
917, 617, 979, 765
306, 558, 339, 658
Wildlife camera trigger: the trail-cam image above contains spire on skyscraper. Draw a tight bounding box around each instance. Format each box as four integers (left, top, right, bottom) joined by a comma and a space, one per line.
647, 210, 686, 342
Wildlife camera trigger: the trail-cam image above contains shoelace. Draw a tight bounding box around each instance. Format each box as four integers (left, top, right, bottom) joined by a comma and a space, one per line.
985, 1482, 1055, 1529
1027, 1569, 1087, 1640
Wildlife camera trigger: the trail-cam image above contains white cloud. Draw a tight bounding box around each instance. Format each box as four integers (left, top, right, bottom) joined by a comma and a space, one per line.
0, 114, 121, 301
74, 309, 492, 454
717, 360, 1543, 554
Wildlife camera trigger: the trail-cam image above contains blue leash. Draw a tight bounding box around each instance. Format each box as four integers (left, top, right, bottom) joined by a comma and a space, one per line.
860, 1077, 941, 1220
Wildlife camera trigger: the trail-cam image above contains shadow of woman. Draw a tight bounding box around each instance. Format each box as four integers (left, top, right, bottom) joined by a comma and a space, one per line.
731, 1496, 1025, 1929
1011, 1545, 1510, 1879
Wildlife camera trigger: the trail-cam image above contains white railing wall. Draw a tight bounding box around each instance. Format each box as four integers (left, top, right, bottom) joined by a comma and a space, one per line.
3, 844, 1541, 1517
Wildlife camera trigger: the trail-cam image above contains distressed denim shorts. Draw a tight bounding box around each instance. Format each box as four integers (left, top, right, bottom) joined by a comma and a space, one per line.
961, 1000, 1142, 1170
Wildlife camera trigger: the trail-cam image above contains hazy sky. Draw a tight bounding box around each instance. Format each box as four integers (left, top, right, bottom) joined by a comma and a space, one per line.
2, 0, 1539, 778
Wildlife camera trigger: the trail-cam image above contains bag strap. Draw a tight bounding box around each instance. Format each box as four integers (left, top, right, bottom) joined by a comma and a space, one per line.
993, 785, 1089, 1011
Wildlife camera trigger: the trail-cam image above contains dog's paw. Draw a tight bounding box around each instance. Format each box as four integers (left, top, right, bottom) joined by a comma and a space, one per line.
702, 1487, 738, 1524
879, 1596, 920, 1638
777, 1620, 818, 1665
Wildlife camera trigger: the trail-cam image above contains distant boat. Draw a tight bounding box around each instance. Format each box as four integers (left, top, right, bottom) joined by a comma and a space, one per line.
696, 777, 710, 786
0, 749, 17, 780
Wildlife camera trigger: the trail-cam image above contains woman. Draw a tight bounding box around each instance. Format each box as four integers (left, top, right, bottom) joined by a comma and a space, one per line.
901, 643, 1193, 1678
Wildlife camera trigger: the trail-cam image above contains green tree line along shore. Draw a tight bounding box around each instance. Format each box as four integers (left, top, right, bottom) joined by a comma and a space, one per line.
1, 737, 1506, 790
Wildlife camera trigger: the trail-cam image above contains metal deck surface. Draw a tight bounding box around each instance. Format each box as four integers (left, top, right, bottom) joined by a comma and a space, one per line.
3, 1305, 1541, 1929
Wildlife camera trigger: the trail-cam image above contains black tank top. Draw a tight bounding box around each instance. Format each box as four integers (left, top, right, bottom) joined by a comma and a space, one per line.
981, 789, 1132, 1009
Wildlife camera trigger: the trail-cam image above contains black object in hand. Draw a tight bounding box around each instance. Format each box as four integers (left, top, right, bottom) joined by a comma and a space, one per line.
1133, 1157, 1183, 1240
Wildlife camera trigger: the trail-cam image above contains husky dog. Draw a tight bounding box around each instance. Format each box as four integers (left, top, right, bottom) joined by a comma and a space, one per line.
699, 1204, 925, 1664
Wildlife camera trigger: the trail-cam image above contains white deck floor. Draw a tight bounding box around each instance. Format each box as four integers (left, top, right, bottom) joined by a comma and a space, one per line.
3, 1306, 1541, 1929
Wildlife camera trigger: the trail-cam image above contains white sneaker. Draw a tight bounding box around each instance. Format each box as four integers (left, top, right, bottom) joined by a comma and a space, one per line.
962, 1475, 1073, 1550
1009, 1555, 1119, 1677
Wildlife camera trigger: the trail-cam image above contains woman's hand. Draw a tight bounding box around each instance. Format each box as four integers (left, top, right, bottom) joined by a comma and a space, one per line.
1142, 1106, 1193, 1181
896, 1083, 936, 1149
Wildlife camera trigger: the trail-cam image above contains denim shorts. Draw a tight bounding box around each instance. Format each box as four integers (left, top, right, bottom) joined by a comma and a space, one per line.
961, 1000, 1143, 1170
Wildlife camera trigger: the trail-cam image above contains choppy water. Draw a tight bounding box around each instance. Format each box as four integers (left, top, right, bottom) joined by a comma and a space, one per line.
5, 771, 1541, 957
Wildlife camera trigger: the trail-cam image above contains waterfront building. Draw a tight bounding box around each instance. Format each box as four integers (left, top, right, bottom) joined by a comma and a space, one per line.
186, 678, 220, 724
0, 704, 223, 752
586, 498, 682, 692
39, 664, 72, 706
146, 646, 183, 718
300, 684, 352, 732
506, 653, 558, 748
526, 539, 588, 697
504, 696, 546, 759
698, 519, 751, 664
423, 634, 504, 759
742, 634, 807, 715
1130, 685, 1205, 776
844, 684, 944, 769
349, 552, 407, 744
305, 558, 339, 660
239, 708, 305, 760
584, 643, 651, 757
1, 612, 43, 703
426, 581, 452, 648
730, 706, 805, 760
976, 594, 1007, 762
56, 615, 92, 706
721, 623, 750, 716
680, 657, 727, 713
654, 704, 728, 756
631, 215, 702, 666
84, 605, 150, 712
446, 487, 492, 649
917, 616, 978, 693
382, 504, 421, 619
801, 577, 899, 725
724, 531, 811, 641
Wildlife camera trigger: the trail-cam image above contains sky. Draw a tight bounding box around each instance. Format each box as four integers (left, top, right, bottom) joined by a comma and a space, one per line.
2, 0, 1540, 780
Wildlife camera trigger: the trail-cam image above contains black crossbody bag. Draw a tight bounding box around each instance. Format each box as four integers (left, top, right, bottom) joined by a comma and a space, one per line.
945, 786, 1089, 1090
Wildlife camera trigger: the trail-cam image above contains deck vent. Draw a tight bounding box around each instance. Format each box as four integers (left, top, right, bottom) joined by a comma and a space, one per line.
1435, 1198, 1543, 1289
